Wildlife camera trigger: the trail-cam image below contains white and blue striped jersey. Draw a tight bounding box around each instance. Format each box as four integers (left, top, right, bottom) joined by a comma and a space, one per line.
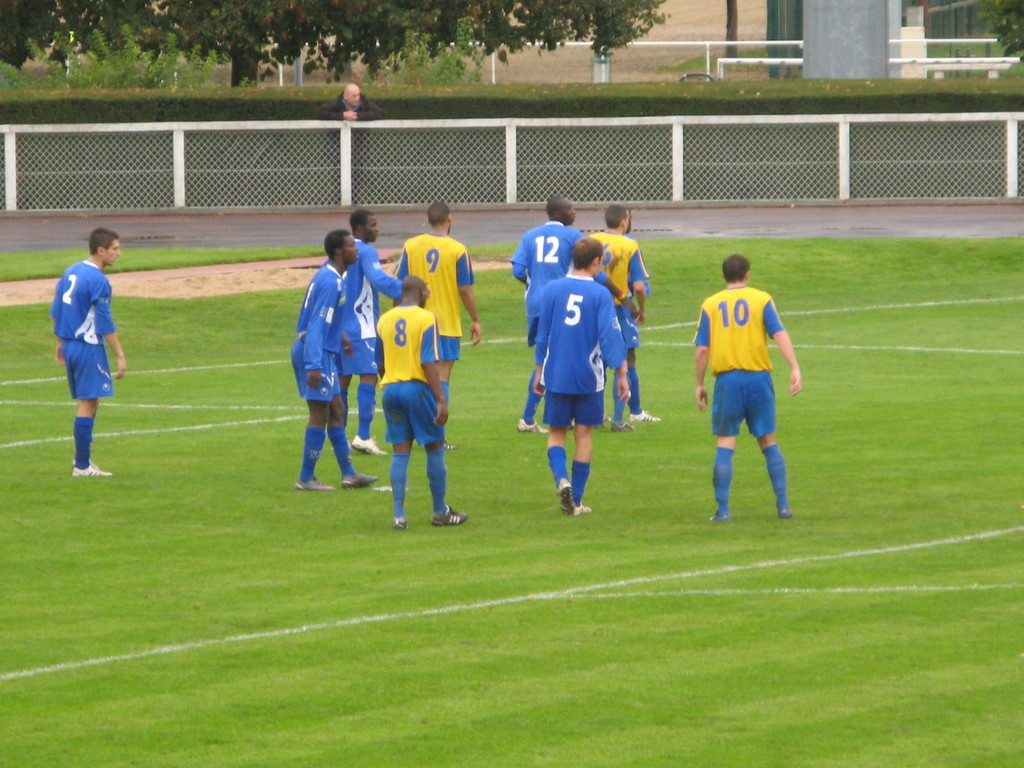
50, 260, 115, 344
534, 275, 626, 395
510, 221, 584, 318
295, 262, 344, 372
340, 240, 403, 342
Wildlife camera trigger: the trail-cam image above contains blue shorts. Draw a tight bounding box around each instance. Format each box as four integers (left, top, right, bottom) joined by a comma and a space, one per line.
340, 336, 380, 376
711, 369, 776, 438
526, 316, 540, 348
382, 380, 445, 446
616, 305, 640, 349
61, 339, 114, 400
438, 335, 460, 361
291, 337, 341, 402
543, 390, 605, 429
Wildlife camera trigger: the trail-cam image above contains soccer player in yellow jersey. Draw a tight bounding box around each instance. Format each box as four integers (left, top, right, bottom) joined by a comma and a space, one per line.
694, 254, 802, 522
592, 205, 658, 431
377, 275, 468, 530
397, 201, 482, 448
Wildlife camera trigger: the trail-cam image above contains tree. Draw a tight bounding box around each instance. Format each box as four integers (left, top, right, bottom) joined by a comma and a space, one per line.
980, 0, 1024, 54
0, 0, 56, 69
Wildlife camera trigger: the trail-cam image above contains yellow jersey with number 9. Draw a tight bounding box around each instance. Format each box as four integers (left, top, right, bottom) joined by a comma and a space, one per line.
398, 234, 473, 337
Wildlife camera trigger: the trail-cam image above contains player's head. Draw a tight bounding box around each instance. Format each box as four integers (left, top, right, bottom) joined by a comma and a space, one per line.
572, 236, 603, 271
722, 254, 751, 283
401, 274, 430, 307
604, 204, 630, 230
324, 229, 357, 266
546, 196, 576, 226
427, 201, 451, 230
350, 209, 378, 243
89, 227, 119, 255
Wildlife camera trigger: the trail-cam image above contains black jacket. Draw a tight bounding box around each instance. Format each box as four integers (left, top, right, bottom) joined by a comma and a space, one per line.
315, 94, 384, 121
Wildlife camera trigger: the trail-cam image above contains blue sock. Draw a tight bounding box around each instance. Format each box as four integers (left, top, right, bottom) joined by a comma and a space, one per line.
613, 390, 626, 423
627, 366, 641, 414
300, 427, 326, 482
763, 444, 789, 510
547, 446, 568, 486
357, 383, 375, 441
340, 388, 350, 425
713, 447, 734, 516
73, 416, 94, 469
522, 372, 542, 423
390, 452, 411, 519
426, 445, 447, 514
571, 460, 591, 506
327, 426, 356, 476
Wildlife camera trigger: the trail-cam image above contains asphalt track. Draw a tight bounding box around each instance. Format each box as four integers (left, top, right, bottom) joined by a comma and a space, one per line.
1, 202, 1022, 253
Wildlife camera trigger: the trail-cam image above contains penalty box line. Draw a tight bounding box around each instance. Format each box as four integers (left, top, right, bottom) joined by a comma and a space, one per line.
3, 525, 1022, 684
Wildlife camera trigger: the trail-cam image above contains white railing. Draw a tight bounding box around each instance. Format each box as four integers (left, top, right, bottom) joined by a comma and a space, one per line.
716, 55, 1018, 79
2, 113, 1022, 212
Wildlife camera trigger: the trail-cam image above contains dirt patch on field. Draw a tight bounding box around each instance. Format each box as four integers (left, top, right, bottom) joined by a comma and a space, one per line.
0, 256, 513, 307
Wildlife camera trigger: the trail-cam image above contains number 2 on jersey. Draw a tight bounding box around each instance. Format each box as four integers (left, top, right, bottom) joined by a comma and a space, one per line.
62, 274, 78, 305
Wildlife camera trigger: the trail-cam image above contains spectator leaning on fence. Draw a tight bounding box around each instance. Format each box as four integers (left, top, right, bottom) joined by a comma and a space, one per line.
316, 83, 384, 121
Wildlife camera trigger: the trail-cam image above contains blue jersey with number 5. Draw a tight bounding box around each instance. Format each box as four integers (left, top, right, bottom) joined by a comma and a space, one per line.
694, 285, 784, 375
534, 275, 625, 395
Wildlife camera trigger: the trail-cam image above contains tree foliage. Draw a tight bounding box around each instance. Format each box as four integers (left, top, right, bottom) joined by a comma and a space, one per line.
0, 0, 667, 87
980, 0, 1024, 55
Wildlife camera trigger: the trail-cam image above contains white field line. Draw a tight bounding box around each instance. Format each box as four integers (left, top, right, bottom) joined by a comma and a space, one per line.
0, 360, 285, 387
3, 525, 1021, 683
565, 584, 1024, 599
0, 400, 295, 411
641, 342, 1024, 355
0, 416, 302, 450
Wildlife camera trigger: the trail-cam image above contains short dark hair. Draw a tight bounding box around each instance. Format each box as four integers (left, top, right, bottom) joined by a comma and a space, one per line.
324, 229, 352, 258
573, 236, 603, 270
89, 227, 119, 254
349, 208, 373, 232
546, 196, 570, 220
427, 200, 450, 226
604, 204, 629, 229
722, 254, 751, 283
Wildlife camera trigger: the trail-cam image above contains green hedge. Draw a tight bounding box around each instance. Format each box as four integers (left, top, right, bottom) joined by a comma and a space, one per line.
2, 79, 1024, 124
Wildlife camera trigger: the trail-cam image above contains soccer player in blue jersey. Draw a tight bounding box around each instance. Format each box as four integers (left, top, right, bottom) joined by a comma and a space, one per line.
511, 197, 626, 434
694, 254, 802, 522
292, 230, 378, 491
592, 205, 660, 432
340, 209, 404, 458
533, 237, 629, 516
377, 275, 468, 530
397, 201, 482, 449
50, 228, 127, 477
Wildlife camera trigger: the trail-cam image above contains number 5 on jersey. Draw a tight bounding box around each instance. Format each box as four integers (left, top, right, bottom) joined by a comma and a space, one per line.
564, 293, 583, 326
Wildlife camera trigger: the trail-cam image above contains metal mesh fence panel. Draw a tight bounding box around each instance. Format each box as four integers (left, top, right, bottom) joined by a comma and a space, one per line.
682, 123, 837, 201
1019, 125, 1024, 198
850, 121, 1005, 199
186, 129, 339, 208
517, 125, 672, 204
16, 132, 174, 211
352, 127, 505, 206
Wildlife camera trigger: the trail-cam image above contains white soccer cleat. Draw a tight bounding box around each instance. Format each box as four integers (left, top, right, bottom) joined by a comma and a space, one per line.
72, 463, 112, 477
628, 410, 661, 423
351, 436, 388, 456
517, 418, 548, 434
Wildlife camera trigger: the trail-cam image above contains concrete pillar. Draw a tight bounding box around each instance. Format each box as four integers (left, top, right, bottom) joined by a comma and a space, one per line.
804, 0, 889, 80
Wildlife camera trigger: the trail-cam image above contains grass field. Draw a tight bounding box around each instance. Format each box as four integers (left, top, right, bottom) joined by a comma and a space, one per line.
2, 237, 1023, 767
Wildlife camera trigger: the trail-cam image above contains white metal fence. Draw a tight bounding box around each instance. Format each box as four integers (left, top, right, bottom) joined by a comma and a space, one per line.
2, 113, 1021, 212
